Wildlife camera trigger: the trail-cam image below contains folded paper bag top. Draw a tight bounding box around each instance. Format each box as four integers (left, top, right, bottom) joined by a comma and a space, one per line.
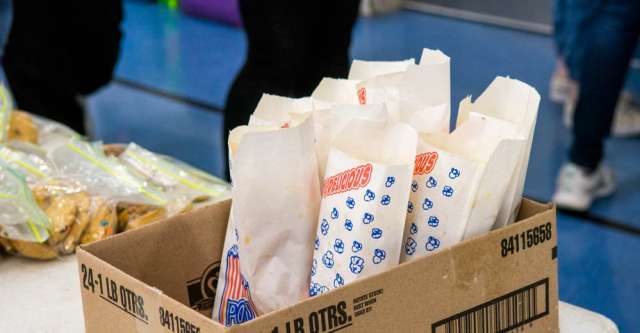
356, 48, 451, 133
347, 58, 415, 81
310, 118, 417, 296
313, 103, 388, 179
213, 117, 321, 326
311, 78, 360, 109
456, 76, 540, 229
248, 93, 313, 127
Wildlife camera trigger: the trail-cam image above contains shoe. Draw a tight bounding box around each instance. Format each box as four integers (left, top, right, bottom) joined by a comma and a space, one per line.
549, 63, 578, 104
552, 163, 616, 211
562, 92, 640, 137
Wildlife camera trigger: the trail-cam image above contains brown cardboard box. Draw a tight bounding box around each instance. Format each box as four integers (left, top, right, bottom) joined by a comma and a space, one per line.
77, 198, 559, 333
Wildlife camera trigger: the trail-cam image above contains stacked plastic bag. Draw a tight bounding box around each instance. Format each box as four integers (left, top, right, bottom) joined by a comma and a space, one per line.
213, 49, 540, 327
0, 83, 231, 260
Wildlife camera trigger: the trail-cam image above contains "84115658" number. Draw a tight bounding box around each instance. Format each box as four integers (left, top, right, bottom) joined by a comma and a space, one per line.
501, 222, 552, 257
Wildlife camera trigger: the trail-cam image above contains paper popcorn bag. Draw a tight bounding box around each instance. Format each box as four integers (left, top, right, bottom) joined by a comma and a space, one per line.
456, 76, 540, 229
356, 49, 450, 133
248, 94, 313, 127
347, 59, 415, 81
311, 78, 360, 109
401, 113, 522, 262
213, 117, 321, 326
310, 119, 417, 296
313, 103, 388, 179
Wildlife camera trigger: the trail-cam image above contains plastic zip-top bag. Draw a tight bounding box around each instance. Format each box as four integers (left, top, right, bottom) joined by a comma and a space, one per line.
310, 119, 417, 296
0, 160, 49, 243
119, 143, 229, 200
49, 138, 167, 207
0, 82, 13, 142
0, 142, 55, 185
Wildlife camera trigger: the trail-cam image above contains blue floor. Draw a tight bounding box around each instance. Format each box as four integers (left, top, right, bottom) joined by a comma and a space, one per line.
87, 2, 640, 330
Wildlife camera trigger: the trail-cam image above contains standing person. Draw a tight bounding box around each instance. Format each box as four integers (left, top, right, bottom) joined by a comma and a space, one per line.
223, 0, 361, 176
553, 0, 640, 211
550, 0, 640, 136
2, 0, 123, 135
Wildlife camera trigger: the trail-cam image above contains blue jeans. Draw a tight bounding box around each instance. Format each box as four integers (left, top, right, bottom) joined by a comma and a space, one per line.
563, 0, 640, 169
0, 0, 11, 58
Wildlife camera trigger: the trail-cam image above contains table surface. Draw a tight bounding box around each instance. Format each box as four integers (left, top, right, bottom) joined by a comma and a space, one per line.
0, 255, 618, 333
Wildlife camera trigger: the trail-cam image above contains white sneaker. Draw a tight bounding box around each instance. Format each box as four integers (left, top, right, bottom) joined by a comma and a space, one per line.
562, 92, 640, 137
552, 163, 616, 211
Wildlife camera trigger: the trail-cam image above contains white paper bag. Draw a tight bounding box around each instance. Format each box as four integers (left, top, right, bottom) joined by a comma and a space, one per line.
456, 76, 540, 229
248, 94, 313, 127
313, 103, 388, 179
310, 119, 417, 296
401, 113, 523, 262
212, 117, 321, 326
311, 78, 361, 109
347, 59, 415, 81
356, 49, 451, 133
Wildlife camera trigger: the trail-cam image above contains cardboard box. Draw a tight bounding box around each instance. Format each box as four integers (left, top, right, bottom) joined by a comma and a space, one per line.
77, 199, 559, 332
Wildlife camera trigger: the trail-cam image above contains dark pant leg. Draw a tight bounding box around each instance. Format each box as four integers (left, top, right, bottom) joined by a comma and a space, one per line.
2, 0, 122, 135
569, 0, 640, 170
223, 0, 306, 135
296, 0, 361, 96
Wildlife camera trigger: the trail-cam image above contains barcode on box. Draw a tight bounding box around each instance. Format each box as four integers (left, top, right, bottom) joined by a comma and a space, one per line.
431, 278, 549, 333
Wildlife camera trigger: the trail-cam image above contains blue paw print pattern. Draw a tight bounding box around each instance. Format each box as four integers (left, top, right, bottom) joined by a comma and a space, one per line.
380, 195, 391, 206
426, 236, 441, 252
344, 219, 353, 231
334, 273, 345, 288
320, 219, 329, 236
405, 237, 417, 255
352, 240, 363, 253
309, 282, 330, 297
314, 237, 319, 250
349, 256, 365, 274
372, 249, 386, 264
311, 259, 317, 276
411, 180, 418, 192
410, 223, 418, 235
322, 251, 335, 268
422, 198, 433, 210
362, 212, 375, 224
371, 228, 383, 239
449, 168, 461, 179
331, 207, 339, 219
442, 186, 454, 198
385, 176, 396, 188
364, 189, 376, 202
346, 197, 355, 209
407, 201, 414, 213
426, 176, 437, 188
428, 216, 439, 227
334, 239, 345, 254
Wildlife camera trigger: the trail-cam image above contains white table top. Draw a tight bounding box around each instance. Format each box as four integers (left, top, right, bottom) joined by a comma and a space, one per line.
0, 255, 619, 333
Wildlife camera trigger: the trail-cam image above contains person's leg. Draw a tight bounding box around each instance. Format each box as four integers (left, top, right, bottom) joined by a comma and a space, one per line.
297, 0, 360, 96
569, 1, 640, 170
554, 0, 640, 211
1, 1, 86, 133
222, 0, 307, 177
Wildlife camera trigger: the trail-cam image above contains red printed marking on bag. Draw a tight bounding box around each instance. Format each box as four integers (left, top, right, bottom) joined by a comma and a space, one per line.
357, 87, 367, 105
322, 163, 373, 197
413, 152, 438, 175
